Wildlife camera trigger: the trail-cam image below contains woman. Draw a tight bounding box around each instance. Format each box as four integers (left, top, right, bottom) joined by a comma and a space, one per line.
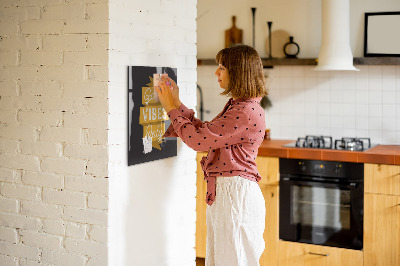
156, 45, 267, 266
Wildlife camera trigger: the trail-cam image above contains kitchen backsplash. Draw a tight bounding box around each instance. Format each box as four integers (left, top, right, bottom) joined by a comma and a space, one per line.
197, 65, 400, 145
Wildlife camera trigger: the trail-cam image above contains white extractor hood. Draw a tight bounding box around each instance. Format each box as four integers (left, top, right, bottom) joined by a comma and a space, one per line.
314, 0, 359, 71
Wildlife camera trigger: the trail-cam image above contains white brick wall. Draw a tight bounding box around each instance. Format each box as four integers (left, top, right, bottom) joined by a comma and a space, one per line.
0, 1, 109, 265
1, 0, 198, 265
108, 0, 197, 265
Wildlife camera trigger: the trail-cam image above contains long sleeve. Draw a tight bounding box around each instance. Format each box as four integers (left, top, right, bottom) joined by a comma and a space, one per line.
167, 97, 266, 206
163, 103, 205, 137
167, 105, 255, 152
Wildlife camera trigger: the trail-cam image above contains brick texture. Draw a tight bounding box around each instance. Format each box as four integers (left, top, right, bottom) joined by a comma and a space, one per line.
1, 0, 198, 265
108, 0, 197, 265
0, 0, 109, 264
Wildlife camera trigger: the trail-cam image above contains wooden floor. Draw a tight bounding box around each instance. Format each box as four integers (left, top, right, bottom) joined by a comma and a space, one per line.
196, 257, 205, 266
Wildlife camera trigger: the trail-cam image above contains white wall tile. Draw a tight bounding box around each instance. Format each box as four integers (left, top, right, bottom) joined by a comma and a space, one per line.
304, 102, 317, 115
342, 90, 355, 104
355, 117, 369, 130
383, 117, 397, 131
330, 116, 342, 128
369, 130, 383, 144
382, 91, 396, 104
317, 102, 330, 115
330, 88, 343, 103
355, 90, 369, 104
383, 104, 396, 118
342, 128, 356, 138
342, 103, 355, 116
355, 104, 369, 117
355, 129, 369, 138
382, 131, 397, 144
355, 67, 369, 90
317, 89, 330, 103
317, 115, 330, 129
343, 116, 356, 129
369, 117, 383, 130
330, 103, 342, 116
369, 104, 383, 118
198, 65, 400, 144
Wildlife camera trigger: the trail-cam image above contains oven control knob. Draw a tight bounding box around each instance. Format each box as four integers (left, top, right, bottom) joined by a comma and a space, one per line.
334, 164, 342, 174
298, 161, 306, 171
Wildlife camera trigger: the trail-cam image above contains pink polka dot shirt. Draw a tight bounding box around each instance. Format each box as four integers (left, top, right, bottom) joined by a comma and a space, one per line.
164, 97, 266, 206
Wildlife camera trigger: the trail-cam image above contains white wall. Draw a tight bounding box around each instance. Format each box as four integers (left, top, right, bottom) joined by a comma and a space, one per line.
0, 1, 109, 265
108, 0, 198, 265
198, 0, 400, 58
198, 64, 400, 145
197, 0, 400, 145
266, 65, 400, 144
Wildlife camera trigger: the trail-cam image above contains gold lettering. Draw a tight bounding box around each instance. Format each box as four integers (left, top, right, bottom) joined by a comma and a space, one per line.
142, 87, 156, 105
139, 106, 168, 124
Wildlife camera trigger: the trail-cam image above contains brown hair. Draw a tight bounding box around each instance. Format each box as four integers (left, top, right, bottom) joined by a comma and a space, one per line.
215, 45, 267, 99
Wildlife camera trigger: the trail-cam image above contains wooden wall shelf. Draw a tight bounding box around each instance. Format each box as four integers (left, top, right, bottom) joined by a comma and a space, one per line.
353, 57, 400, 65
197, 57, 400, 68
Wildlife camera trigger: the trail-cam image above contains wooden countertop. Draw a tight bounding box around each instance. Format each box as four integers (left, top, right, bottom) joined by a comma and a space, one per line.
258, 139, 400, 165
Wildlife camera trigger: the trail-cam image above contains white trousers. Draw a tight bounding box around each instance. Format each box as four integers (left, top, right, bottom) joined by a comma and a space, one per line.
205, 176, 266, 266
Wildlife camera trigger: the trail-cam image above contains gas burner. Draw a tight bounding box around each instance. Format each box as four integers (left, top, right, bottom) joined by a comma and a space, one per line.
295, 135, 333, 149
334, 137, 371, 151
285, 136, 374, 151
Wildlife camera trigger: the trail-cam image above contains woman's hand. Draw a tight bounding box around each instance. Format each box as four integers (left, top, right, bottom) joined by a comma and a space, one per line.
162, 76, 181, 109
155, 80, 176, 113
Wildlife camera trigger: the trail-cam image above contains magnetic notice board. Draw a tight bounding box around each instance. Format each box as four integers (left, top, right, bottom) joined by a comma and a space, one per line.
128, 66, 177, 166
364, 11, 400, 57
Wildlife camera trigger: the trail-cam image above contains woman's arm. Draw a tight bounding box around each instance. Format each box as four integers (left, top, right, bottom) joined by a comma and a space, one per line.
167, 107, 253, 152
159, 77, 204, 137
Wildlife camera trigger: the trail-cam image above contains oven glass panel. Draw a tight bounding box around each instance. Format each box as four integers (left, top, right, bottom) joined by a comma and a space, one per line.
291, 185, 351, 230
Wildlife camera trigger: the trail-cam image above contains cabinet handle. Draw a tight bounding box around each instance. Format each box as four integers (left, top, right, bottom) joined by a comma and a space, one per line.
309, 252, 329, 257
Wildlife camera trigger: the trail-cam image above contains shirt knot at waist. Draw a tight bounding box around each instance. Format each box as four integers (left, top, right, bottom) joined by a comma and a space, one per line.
200, 156, 216, 206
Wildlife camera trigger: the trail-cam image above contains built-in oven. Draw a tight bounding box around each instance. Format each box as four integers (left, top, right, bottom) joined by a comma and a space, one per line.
279, 158, 364, 250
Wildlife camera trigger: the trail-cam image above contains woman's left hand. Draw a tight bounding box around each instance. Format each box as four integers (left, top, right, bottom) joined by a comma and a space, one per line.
155, 80, 176, 113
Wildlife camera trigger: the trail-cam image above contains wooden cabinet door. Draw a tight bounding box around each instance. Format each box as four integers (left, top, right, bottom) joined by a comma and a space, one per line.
196, 152, 208, 258
256, 156, 279, 186
365, 164, 400, 196
259, 185, 279, 266
364, 193, 400, 266
278, 241, 363, 266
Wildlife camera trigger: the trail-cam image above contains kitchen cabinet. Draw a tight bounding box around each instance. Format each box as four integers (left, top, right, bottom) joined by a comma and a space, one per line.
364, 163, 400, 196
256, 156, 279, 266
195, 154, 280, 265
196, 154, 400, 265
364, 163, 400, 266
259, 184, 279, 266
278, 241, 363, 266
256, 156, 279, 186
196, 152, 208, 258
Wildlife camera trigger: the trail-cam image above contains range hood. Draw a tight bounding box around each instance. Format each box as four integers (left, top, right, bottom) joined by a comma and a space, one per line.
314, 0, 359, 71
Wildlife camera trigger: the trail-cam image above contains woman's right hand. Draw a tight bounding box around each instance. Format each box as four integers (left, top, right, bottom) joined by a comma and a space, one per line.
162, 76, 181, 109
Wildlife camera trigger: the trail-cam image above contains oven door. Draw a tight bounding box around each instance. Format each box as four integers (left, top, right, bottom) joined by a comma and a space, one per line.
279, 177, 363, 250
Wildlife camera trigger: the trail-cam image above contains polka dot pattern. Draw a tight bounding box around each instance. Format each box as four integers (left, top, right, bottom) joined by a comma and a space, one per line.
164, 98, 266, 206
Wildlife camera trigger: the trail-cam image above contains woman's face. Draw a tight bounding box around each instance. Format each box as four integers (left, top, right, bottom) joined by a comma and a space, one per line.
215, 64, 229, 89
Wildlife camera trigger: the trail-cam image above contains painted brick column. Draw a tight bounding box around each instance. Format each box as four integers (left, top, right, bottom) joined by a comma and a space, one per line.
0, 1, 109, 265
108, 0, 198, 265
0, 0, 198, 265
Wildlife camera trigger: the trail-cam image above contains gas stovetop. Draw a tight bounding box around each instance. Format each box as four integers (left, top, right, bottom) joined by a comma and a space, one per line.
283, 135, 376, 151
